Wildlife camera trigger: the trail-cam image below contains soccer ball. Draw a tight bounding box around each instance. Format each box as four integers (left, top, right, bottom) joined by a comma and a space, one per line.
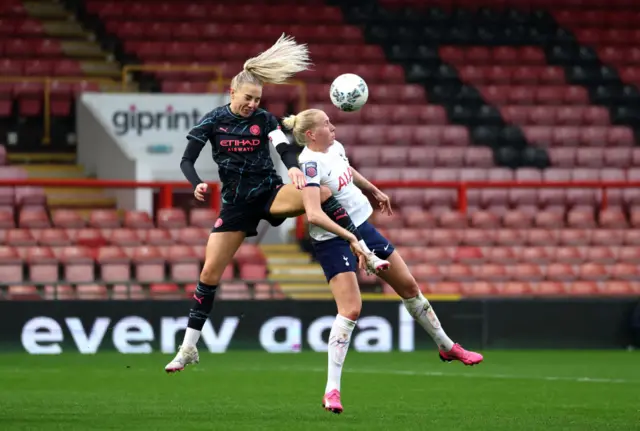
329, 73, 369, 112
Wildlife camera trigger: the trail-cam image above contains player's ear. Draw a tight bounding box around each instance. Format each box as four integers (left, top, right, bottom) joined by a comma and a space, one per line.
305, 128, 314, 142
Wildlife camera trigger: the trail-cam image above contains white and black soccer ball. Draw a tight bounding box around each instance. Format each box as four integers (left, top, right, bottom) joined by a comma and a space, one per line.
329, 73, 369, 112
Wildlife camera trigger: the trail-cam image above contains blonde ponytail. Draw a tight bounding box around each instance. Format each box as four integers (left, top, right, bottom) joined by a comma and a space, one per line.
281, 109, 322, 147
231, 33, 312, 90
281, 114, 297, 131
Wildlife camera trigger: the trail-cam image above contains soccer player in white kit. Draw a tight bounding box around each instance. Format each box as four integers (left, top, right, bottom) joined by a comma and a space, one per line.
282, 109, 484, 415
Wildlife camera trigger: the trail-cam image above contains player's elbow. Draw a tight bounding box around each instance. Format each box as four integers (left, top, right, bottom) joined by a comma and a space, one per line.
179, 157, 192, 171
305, 210, 324, 226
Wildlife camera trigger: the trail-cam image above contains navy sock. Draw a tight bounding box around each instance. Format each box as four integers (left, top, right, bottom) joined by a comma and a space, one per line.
187, 281, 218, 331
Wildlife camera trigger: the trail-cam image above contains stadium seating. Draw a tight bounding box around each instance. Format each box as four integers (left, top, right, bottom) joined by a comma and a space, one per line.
0, 205, 285, 300
3, 0, 640, 299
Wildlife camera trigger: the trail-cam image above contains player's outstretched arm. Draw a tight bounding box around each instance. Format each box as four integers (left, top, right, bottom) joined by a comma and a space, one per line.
350, 167, 375, 193
351, 168, 393, 216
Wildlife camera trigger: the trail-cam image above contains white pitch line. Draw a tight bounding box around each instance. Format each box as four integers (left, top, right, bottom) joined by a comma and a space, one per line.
230, 365, 639, 385
0, 365, 637, 385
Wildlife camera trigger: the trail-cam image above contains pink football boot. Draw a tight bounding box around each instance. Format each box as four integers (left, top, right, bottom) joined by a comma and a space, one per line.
322, 389, 343, 414
439, 343, 484, 366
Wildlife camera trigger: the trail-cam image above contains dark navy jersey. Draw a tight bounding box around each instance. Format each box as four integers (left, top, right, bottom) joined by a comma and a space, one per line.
186, 104, 284, 205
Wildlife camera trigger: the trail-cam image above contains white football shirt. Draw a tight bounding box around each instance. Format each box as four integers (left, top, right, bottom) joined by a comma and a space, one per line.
298, 140, 373, 242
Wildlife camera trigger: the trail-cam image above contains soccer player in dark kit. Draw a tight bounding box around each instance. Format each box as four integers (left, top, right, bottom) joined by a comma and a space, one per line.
165, 34, 389, 372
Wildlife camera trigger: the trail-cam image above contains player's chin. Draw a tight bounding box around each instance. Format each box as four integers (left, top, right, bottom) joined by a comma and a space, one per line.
240, 108, 254, 117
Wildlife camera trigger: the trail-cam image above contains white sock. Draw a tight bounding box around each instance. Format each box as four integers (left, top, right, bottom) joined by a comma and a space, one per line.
359, 239, 372, 254
325, 314, 356, 393
402, 292, 454, 351
183, 328, 201, 348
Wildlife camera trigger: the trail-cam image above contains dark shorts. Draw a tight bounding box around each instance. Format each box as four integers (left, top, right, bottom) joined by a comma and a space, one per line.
211, 185, 286, 237
312, 221, 395, 282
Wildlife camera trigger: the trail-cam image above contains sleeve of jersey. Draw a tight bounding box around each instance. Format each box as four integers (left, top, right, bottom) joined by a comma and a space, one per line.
299, 158, 322, 188
186, 112, 214, 144
267, 115, 300, 170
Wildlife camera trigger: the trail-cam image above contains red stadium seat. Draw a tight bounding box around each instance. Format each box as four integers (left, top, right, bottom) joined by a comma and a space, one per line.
132, 246, 165, 283
157, 208, 187, 228
97, 246, 131, 283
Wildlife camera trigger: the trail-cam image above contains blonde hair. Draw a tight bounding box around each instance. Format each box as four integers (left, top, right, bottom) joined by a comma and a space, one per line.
230, 33, 312, 90
281, 109, 323, 146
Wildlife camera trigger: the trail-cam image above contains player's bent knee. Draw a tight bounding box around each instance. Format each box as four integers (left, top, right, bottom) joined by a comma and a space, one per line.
200, 262, 223, 285
338, 306, 361, 322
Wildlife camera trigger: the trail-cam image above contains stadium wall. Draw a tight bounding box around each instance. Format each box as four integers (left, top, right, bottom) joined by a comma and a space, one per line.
5, 299, 639, 354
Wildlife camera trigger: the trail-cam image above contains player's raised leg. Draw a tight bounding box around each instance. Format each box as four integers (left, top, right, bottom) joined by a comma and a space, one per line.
323, 271, 360, 414
378, 250, 483, 366
268, 183, 389, 274
165, 231, 246, 373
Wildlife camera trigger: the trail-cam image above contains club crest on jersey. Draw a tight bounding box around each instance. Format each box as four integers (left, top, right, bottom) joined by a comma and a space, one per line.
250, 125, 261, 136
304, 161, 318, 178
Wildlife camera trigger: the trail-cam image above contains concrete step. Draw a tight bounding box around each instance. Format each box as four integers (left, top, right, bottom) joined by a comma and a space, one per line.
20, 164, 85, 179
8, 153, 76, 164
23, 1, 69, 19
42, 21, 86, 38
61, 41, 107, 58
80, 61, 122, 78
266, 252, 312, 265
260, 244, 302, 253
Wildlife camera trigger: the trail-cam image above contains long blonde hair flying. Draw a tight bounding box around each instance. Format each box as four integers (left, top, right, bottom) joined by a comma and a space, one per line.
230, 33, 312, 90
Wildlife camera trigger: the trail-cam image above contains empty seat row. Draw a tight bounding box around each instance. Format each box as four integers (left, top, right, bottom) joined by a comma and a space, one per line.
0, 184, 46, 207
477, 85, 589, 105
440, 46, 546, 65
0, 19, 41, 36
595, 47, 640, 65
0, 59, 84, 76
160, 79, 427, 105
92, 3, 342, 23
406, 262, 639, 282
501, 105, 609, 126
359, 166, 640, 181
0, 248, 265, 285
0, 39, 65, 57
396, 245, 640, 264
554, 10, 640, 27
548, 147, 640, 168
376, 0, 633, 13
0, 207, 218, 229
312, 103, 448, 126
575, 28, 640, 46
0, 227, 272, 251
127, 45, 404, 82
104, 20, 365, 44
406, 281, 639, 297
373, 208, 640, 229
331, 125, 471, 147
457, 65, 566, 85
350, 146, 493, 168
522, 126, 635, 147
3, 282, 285, 300
118, 39, 386, 63
379, 228, 640, 247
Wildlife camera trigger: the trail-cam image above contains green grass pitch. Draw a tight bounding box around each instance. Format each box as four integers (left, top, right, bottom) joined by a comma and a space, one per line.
0, 350, 638, 430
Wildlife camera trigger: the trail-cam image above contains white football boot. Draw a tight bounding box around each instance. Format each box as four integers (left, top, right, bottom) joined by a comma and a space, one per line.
365, 252, 390, 275
165, 344, 199, 373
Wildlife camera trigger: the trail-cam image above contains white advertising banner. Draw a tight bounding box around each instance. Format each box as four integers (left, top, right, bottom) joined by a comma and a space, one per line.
78, 93, 230, 182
